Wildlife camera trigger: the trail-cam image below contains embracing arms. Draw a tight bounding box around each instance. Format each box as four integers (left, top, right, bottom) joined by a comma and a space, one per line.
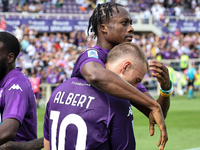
81, 61, 168, 150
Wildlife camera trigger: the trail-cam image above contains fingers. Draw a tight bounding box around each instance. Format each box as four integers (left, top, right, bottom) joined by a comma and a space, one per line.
158, 132, 168, 150
151, 107, 168, 150
149, 122, 155, 136
149, 60, 169, 78
149, 60, 171, 90
157, 136, 162, 148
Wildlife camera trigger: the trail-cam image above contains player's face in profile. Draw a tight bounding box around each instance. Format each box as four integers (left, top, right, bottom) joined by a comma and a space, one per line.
124, 61, 147, 87
106, 6, 134, 45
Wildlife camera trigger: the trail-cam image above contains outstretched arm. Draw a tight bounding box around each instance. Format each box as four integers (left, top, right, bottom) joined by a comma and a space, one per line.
82, 61, 160, 111
0, 137, 44, 150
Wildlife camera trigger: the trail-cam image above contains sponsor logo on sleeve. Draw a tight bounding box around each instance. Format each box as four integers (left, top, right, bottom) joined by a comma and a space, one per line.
87, 50, 98, 58
9, 84, 23, 91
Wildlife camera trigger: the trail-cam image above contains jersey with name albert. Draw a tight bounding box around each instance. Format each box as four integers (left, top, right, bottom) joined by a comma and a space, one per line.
43, 77, 135, 149
0, 68, 37, 141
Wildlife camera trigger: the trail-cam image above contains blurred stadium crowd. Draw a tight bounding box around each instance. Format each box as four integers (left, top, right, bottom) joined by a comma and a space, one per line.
1, 0, 200, 19
0, 0, 199, 91
11, 24, 200, 85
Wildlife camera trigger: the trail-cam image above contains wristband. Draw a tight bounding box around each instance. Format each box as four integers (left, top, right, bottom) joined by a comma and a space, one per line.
160, 80, 173, 97
160, 89, 173, 97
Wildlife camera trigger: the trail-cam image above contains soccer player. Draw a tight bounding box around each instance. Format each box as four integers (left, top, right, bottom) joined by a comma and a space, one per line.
186, 63, 197, 99
43, 42, 168, 150
0, 32, 42, 149
72, 1, 171, 146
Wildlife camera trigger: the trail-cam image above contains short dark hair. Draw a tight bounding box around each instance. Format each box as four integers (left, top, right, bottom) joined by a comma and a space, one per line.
87, 2, 123, 38
0, 32, 20, 59
106, 42, 149, 69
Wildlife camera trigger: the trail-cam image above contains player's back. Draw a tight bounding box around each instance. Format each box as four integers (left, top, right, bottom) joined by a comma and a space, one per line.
44, 77, 135, 150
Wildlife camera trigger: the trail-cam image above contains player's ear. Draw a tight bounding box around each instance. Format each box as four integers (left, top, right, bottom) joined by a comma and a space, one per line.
122, 61, 131, 74
7, 52, 15, 64
99, 24, 107, 34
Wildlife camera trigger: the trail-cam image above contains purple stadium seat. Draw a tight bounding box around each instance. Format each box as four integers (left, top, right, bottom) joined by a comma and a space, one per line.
61, 9, 67, 13
56, 9, 62, 13
51, 8, 56, 13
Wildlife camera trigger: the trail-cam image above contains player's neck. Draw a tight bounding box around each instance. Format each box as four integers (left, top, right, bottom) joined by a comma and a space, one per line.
2, 65, 16, 80
96, 40, 114, 51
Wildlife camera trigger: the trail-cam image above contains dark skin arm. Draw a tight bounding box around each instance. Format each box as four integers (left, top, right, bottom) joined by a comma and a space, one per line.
0, 118, 20, 146
149, 60, 171, 118
131, 60, 171, 137
82, 61, 168, 150
82, 60, 170, 116
0, 137, 44, 150
82, 61, 160, 112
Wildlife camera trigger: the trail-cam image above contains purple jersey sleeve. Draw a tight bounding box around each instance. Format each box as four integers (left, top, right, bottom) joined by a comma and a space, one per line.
43, 77, 135, 150
71, 46, 109, 78
137, 83, 148, 93
0, 68, 37, 142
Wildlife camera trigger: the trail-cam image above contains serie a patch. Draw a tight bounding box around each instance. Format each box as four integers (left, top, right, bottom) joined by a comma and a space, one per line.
87, 50, 98, 58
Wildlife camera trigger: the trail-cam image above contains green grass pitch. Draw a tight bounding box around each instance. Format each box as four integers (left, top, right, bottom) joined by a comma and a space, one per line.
36, 92, 200, 150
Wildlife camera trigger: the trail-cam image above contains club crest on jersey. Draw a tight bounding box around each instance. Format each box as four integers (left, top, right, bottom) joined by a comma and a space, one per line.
87, 50, 98, 58
9, 84, 23, 91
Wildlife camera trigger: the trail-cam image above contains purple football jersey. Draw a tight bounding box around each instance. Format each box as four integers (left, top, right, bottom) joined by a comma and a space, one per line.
44, 77, 135, 150
71, 45, 147, 93
0, 68, 37, 141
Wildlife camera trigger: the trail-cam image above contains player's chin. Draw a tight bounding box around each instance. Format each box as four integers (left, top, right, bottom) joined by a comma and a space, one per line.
125, 38, 132, 42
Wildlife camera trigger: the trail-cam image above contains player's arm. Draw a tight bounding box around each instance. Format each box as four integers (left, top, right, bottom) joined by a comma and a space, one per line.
0, 137, 44, 150
82, 61, 168, 150
44, 137, 50, 150
149, 60, 171, 118
131, 60, 171, 117
131, 92, 170, 118
0, 118, 20, 145
82, 61, 161, 111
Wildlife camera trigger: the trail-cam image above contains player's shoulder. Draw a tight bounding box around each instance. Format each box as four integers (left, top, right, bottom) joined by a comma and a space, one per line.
79, 47, 99, 58
6, 70, 32, 92
82, 47, 99, 54
52, 77, 89, 92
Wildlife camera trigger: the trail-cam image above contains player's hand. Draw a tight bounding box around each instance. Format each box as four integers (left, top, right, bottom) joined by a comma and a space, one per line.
149, 111, 156, 136
151, 105, 168, 150
149, 60, 170, 90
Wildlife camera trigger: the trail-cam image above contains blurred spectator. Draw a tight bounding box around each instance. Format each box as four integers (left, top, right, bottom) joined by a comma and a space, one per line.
2, 0, 8, 12
195, 5, 200, 19
14, 25, 24, 41
65, 61, 74, 79
0, 16, 7, 31
116, 0, 129, 8
174, 4, 182, 17
20, 34, 30, 53
28, 2, 37, 13
29, 73, 41, 108
151, 2, 165, 20
180, 53, 189, 72
191, 0, 197, 10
